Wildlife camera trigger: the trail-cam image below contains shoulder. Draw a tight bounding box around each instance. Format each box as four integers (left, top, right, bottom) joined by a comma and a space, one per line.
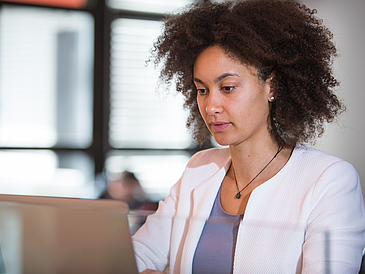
293, 144, 355, 170
186, 147, 231, 169
175, 147, 231, 190
291, 144, 359, 187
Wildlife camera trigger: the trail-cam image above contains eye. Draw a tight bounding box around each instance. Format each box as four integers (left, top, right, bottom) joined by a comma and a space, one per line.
221, 86, 235, 92
197, 88, 208, 95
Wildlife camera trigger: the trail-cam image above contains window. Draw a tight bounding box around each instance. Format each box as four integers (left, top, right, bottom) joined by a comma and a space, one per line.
104, 151, 191, 201
0, 5, 94, 148
0, 4, 95, 198
0, 0, 201, 201
109, 18, 191, 149
105, 1, 197, 201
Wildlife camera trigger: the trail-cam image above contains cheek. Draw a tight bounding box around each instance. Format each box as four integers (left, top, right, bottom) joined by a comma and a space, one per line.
197, 98, 205, 116
197, 98, 211, 128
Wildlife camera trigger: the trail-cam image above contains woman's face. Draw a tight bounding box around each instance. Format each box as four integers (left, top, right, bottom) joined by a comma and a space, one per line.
194, 46, 273, 147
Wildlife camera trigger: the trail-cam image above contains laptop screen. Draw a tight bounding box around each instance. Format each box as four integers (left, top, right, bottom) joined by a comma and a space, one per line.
0, 195, 138, 274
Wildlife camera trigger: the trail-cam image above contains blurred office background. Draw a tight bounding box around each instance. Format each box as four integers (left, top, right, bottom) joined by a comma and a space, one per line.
0, 0, 364, 202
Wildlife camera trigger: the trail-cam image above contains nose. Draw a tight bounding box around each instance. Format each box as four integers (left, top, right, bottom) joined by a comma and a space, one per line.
205, 91, 223, 116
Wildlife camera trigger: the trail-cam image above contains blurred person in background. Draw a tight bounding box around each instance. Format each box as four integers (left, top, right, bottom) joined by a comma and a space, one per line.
99, 170, 158, 233
99, 170, 145, 210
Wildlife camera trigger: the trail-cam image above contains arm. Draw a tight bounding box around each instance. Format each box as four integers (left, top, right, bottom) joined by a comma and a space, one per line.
132, 177, 181, 273
302, 160, 365, 273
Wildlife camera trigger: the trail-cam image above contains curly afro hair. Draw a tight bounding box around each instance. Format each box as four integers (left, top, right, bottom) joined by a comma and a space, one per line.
151, 0, 345, 146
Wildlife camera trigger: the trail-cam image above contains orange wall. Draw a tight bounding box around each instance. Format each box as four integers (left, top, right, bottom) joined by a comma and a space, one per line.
3, 0, 88, 9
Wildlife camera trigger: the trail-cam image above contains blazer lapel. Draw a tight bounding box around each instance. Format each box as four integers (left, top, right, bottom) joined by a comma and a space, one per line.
179, 159, 231, 273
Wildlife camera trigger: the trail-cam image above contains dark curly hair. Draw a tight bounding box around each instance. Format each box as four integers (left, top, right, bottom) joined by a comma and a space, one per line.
151, 0, 345, 146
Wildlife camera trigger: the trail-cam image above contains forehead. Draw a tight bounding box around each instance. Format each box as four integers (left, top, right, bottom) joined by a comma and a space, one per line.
193, 45, 259, 79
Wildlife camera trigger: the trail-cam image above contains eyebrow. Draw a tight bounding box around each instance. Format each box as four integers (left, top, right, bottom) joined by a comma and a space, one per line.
193, 73, 239, 84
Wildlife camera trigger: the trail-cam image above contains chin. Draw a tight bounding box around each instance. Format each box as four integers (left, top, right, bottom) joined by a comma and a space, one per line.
212, 137, 231, 148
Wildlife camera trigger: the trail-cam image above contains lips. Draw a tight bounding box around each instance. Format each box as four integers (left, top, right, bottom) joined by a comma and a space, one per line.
209, 121, 231, 132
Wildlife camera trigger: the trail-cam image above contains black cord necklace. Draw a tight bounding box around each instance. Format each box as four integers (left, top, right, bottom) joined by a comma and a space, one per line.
232, 144, 284, 199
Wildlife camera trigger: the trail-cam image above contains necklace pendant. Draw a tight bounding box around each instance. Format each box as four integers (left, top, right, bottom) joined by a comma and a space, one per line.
235, 193, 241, 199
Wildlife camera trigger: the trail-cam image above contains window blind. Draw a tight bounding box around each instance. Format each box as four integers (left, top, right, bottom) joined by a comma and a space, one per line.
0, 5, 94, 148
109, 18, 192, 149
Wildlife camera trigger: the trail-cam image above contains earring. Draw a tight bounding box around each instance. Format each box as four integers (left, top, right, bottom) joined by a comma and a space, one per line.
270, 96, 275, 100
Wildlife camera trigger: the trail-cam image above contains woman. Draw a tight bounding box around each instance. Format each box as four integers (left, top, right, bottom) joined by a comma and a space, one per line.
132, 0, 365, 273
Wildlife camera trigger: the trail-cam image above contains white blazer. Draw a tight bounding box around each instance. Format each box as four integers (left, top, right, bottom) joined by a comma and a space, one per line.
132, 145, 365, 273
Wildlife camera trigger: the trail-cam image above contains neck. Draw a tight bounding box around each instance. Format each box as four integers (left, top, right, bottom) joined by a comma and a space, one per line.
228, 139, 287, 186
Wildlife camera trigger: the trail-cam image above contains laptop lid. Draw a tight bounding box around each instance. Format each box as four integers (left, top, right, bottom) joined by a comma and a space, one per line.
0, 194, 139, 274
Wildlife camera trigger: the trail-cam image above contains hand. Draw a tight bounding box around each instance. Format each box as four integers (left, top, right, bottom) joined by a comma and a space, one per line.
140, 269, 165, 274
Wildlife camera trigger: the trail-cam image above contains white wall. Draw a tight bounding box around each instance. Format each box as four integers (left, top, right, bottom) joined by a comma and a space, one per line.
299, 0, 365, 198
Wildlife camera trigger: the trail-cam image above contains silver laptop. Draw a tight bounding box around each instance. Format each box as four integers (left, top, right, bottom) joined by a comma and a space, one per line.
0, 194, 139, 274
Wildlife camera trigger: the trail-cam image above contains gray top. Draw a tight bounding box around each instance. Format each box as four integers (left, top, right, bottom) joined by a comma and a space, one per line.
192, 187, 243, 274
